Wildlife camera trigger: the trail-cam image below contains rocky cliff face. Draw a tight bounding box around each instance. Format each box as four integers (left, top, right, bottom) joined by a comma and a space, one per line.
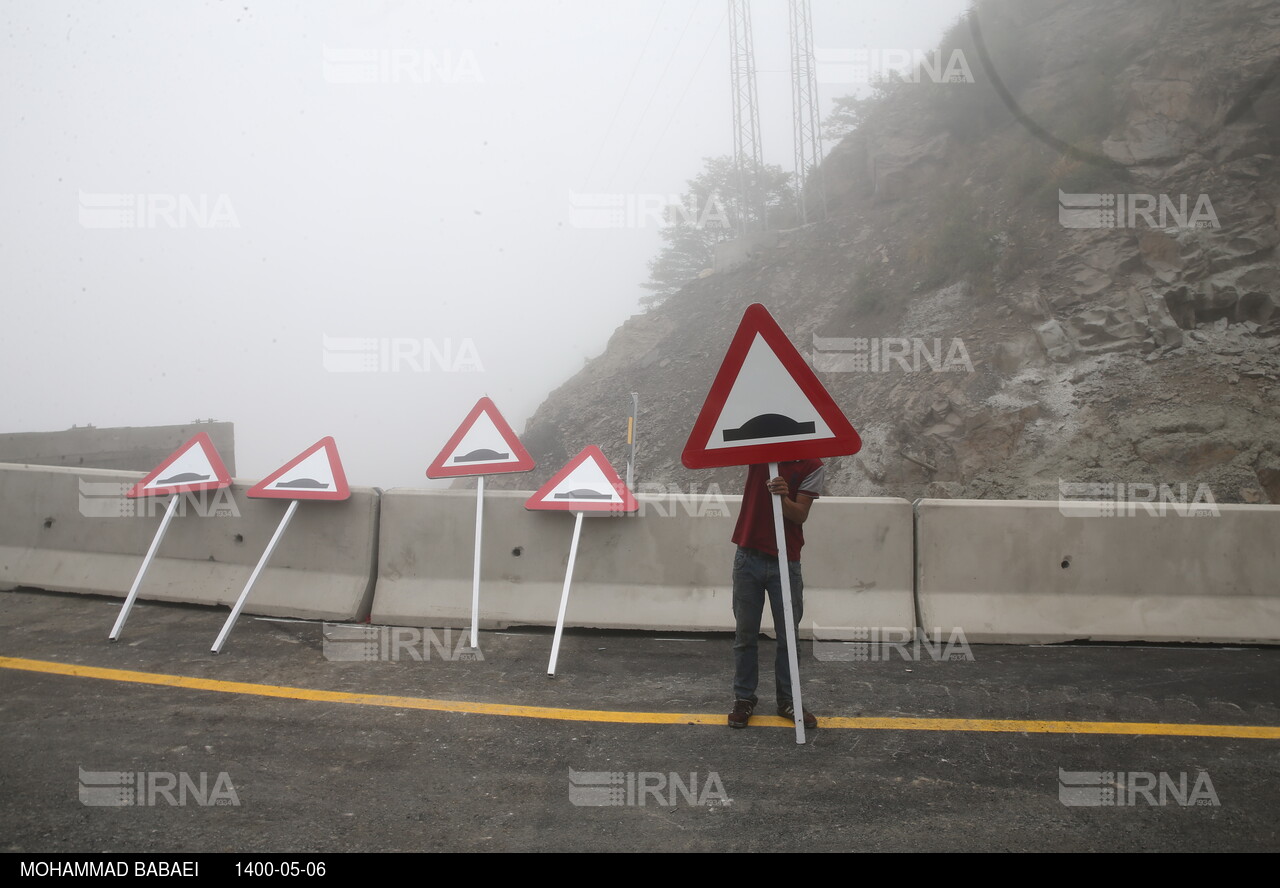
494, 0, 1280, 505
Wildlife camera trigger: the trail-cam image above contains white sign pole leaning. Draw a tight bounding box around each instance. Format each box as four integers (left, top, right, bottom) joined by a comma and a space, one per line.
109, 432, 234, 641
211, 436, 350, 654
109, 495, 181, 641
525, 446, 639, 675
548, 510, 584, 676
211, 500, 299, 654
427, 397, 536, 650
682, 303, 862, 744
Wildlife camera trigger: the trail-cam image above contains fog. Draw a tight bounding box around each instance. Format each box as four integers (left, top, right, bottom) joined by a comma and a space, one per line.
0, 0, 969, 488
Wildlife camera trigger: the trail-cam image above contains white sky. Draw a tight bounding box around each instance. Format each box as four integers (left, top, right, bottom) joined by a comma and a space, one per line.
0, 0, 970, 488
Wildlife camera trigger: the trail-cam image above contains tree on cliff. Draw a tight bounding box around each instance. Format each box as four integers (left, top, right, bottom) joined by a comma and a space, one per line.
641, 156, 795, 309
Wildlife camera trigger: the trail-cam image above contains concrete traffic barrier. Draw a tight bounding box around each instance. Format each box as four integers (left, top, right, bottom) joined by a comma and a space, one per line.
0, 463, 379, 621
372, 489, 914, 635
0, 422, 237, 474
915, 498, 1280, 644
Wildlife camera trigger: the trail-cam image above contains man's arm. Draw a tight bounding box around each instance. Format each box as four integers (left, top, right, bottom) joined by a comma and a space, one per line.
767, 475, 816, 525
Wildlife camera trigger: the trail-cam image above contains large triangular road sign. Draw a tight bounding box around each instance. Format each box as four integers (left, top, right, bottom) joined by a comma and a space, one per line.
427, 397, 536, 478
682, 303, 861, 469
526, 446, 638, 513
127, 432, 233, 498
247, 437, 351, 501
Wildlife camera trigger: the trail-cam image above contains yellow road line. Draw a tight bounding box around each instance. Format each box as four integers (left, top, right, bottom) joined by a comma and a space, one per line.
2, 655, 1278, 740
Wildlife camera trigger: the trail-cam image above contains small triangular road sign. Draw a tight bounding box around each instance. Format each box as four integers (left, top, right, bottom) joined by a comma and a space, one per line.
247, 437, 351, 501
682, 303, 861, 469
127, 432, 233, 498
427, 397, 536, 478
525, 446, 639, 513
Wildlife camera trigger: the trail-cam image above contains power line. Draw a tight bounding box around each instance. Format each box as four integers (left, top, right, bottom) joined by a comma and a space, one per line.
631, 7, 728, 191
605, 0, 703, 189
579, 0, 669, 192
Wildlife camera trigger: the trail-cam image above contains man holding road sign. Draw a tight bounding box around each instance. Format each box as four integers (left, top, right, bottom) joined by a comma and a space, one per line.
728, 460, 824, 730
682, 303, 860, 743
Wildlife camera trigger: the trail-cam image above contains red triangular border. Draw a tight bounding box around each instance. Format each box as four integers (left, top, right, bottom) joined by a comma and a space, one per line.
525, 446, 639, 513
427, 397, 536, 478
682, 303, 862, 469
126, 432, 234, 498
247, 437, 351, 501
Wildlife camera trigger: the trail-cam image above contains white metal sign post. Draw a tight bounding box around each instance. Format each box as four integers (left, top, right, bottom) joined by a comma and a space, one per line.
526, 446, 639, 676
210, 437, 350, 654
211, 500, 298, 654
767, 461, 805, 742
427, 397, 536, 651
682, 304, 862, 744
546, 510, 585, 676
109, 432, 234, 641
470, 476, 485, 649
108, 495, 180, 642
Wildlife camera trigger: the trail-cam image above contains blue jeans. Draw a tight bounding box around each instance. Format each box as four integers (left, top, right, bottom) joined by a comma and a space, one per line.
732, 546, 804, 703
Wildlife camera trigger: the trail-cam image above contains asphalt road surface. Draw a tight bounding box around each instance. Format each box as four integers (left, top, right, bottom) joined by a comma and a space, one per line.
1, 588, 1277, 853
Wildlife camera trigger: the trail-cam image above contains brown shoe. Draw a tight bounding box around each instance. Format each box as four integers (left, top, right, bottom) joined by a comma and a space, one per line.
728, 698, 756, 729
777, 700, 818, 730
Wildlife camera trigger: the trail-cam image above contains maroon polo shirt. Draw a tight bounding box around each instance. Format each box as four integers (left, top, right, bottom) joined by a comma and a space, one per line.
730, 460, 825, 562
